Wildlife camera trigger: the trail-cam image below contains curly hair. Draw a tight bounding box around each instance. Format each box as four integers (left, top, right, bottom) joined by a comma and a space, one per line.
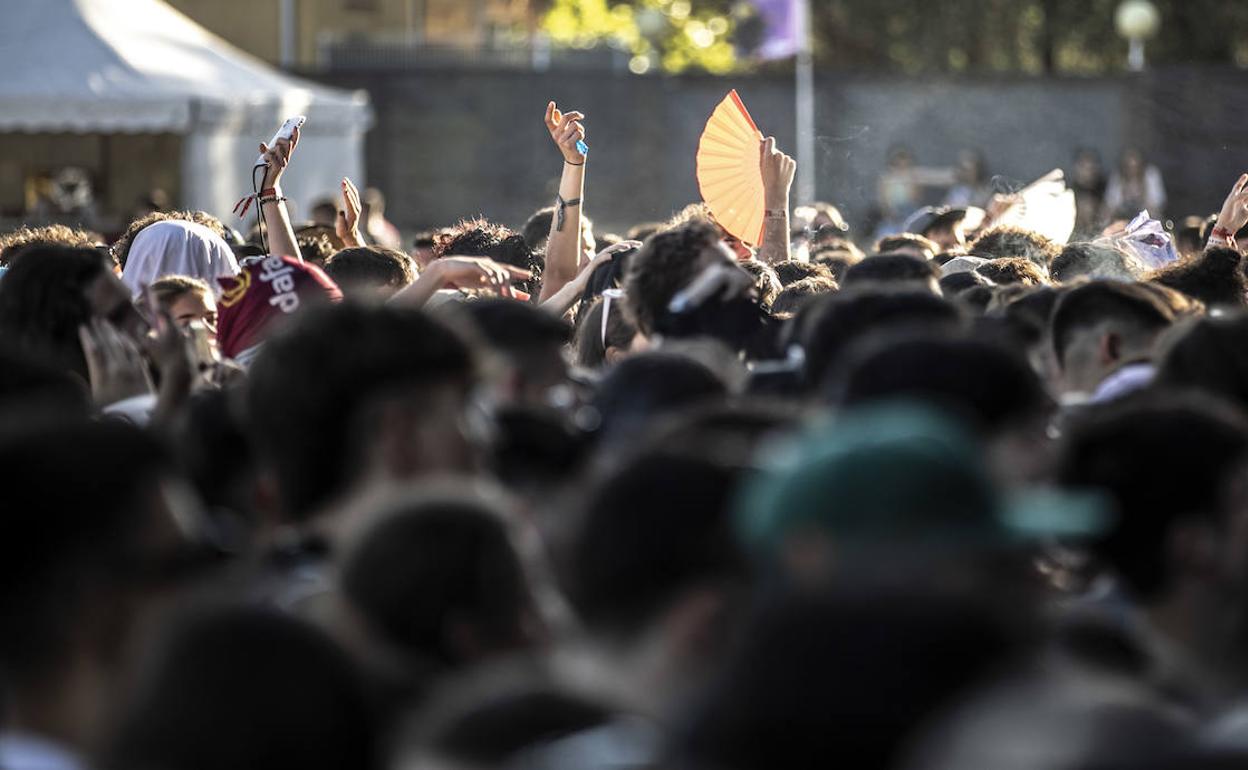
970, 225, 1061, 270
0, 246, 110, 378
623, 218, 723, 337
975, 257, 1048, 287
293, 224, 343, 264
1148, 247, 1247, 308
436, 218, 541, 296
738, 259, 783, 309
113, 211, 228, 269
0, 225, 100, 267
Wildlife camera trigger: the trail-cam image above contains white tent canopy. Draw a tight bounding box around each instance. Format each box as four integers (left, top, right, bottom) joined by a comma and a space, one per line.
1, 0, 373, 222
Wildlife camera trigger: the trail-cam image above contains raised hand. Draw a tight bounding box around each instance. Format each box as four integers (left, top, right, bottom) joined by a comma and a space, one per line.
545, 102, 587, 165
337, 176, 364, 247
760, 136, 796, 208
1215, 173, 1248, 234
433, 256, 533, 299
260, 124, 300, 190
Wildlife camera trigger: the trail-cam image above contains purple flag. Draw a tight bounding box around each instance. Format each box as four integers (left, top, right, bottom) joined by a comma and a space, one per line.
752, 0, 800, 60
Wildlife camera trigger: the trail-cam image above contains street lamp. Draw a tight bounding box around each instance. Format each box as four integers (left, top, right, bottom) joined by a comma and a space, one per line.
1115, 0, 1161, 73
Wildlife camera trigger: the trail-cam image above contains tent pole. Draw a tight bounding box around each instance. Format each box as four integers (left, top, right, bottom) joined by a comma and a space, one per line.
794, 0, 815, 207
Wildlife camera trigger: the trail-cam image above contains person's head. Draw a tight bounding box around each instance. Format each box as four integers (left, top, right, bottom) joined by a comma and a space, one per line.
522, 206, 596, 260
120, 219, 239, 298
574, 292, 642, 369
939, 269, 995, 299
411, 230, 441, 270
1057, 398, 1248, 603
106, 604, 376, 770
246, 303, 477, 523
842, 254, 942, 295
0, 224, 100, 267
113, 211, 228, 269
557, 448, 750, 705
1176, 215, 1216, 260
800, 289, 963, 388
970, 225, 1061, 271
294, 224, 343, 265
590, 351, 729, 448
771, 276, 838, 318
0, 245, 143, 379
829, 333, 1053, 438
0, 343, 91, 421
1050, 241, 1146, 283
975, 257, 1048, 288
738, 259, 783, 309
772, 260, 835, 287
0, 420, 205, 733
437, 218, 542, 297
457, 297, 571, 409
1154, 314, 1248, 414
1149, 247, 1248, 308
339, 488, 543, 670
310, 199, 339, 228
323, 246, 416, 300
1049, 280, 1176, 397
875, 233, 938, 262
624, 218, 735, 338
1074, 147, 1104, 185
811, 242, 865, 282
1120, 146, 1146, 178
148, 275, 217, 331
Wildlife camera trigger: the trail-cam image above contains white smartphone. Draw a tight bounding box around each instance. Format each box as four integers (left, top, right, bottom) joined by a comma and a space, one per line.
254, 115, 306, 167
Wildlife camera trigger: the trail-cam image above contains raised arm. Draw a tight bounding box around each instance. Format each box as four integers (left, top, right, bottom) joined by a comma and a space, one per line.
1209, 173, 1248, 255
336, 176, 365, 248
541, 240, 639, 318
390, 256, 532, 309
538, 102, 588, 303
757, 137, 796, 265
258, 126, 303, 263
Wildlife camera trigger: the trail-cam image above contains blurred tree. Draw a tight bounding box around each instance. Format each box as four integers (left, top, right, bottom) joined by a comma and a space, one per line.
541, 0, 1248, 75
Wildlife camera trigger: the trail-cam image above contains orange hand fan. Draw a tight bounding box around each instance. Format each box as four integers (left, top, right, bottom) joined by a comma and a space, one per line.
696, 90, 765, 247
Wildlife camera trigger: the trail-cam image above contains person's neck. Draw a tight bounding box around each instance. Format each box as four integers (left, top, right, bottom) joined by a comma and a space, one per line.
6, 655, 106, 753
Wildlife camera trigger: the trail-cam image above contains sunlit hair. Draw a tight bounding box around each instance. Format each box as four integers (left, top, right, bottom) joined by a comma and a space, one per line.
435, 218, 540, 294
0, 225, 100, 267
148, 275, 212, 308
113, 210, 228, 269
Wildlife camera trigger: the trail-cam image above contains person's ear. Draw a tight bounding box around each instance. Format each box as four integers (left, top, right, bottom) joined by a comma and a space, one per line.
1099, 331, 1122, 366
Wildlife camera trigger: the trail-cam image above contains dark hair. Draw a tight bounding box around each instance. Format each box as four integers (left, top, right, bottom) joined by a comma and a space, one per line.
0, 420, 173, 686
559, 450, 749, 635
1149, 247, 1248, 308
324, 246, 417, 298
590, 351, 728, 445
1050, 241, 1144, 283
800, 289, 963, 387
773, 260, 835, 287
811, 247, 864, 283
939, 269, 994, 297
623, 219, 723, 337
969, 225, 1061, 270
340, 493, 536, 668
437, 218, 541, 296
149, 274, 212, 307
459, 296, 570, 353
1155, 314, 1248, 413
0, 245, 110, 379
105, 604, 377, 770
975, 257, 1048, 287
771, 276, 838, 317
1057, 399, 1248, 601
246, 303, 475, 521
522, 207, 556, 252
875, 233, 938, 260
0, 343, 91, 419
294, 225, 342, 264
829, 333, 1053, 435
842, 254, 939, 290
574, 295, 637, 369
738, 260, 783, 309
1049, 280, 1175, 365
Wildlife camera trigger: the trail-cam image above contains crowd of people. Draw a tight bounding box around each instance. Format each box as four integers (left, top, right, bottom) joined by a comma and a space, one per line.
5, 98, 1248, 770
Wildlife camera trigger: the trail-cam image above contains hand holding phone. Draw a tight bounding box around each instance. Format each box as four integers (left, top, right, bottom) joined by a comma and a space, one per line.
255, 116, 306, 167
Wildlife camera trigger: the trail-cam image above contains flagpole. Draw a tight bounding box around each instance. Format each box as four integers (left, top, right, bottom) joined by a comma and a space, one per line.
794, 0, 815, 206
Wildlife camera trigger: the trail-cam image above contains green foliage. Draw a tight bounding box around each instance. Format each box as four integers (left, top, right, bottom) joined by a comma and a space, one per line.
542, 0, 738, 73
542, 0, 1248, 75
